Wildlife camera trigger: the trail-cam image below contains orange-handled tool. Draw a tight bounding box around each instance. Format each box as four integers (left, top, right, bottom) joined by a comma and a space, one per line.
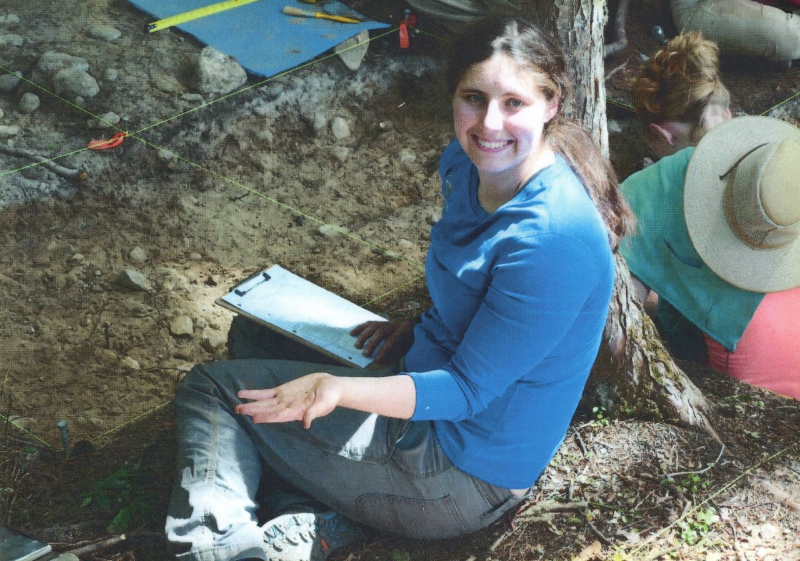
282, 5, 360, 23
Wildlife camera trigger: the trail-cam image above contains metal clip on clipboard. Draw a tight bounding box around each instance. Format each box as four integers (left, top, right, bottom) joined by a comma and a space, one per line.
234, 272, 271, 296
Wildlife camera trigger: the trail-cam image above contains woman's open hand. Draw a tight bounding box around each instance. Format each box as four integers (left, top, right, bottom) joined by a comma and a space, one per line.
236, 373, 341, 429
351, 319, 416, 365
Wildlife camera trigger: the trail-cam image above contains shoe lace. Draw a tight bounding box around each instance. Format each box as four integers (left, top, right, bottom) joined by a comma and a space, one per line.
316, 512, 349, 545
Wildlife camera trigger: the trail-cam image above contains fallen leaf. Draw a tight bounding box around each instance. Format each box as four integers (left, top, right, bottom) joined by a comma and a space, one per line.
572, 540, 603, 561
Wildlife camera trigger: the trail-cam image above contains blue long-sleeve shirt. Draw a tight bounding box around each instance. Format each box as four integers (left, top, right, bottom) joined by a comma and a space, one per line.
404, 140, 614, 489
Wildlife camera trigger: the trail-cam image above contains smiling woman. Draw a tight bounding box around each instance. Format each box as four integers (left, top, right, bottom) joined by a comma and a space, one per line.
452, 53, 558, 212
165, 17, 634, 561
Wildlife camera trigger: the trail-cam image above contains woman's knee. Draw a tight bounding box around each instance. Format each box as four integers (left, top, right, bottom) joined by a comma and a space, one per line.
177, 362, 245, 406
181, 362, 224, 388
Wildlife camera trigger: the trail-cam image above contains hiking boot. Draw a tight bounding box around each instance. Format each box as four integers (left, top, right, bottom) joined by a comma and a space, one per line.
261, 511, 364, 561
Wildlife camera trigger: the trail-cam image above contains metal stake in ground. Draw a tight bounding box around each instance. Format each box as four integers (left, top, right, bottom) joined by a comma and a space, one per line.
56, 419, 70, 451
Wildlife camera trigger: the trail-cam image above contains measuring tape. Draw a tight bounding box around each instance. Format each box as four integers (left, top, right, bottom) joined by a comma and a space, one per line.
147, 0, 260, 32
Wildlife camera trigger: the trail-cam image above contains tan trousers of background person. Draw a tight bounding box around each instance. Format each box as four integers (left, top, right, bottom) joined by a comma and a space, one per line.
671, 0, 800, 61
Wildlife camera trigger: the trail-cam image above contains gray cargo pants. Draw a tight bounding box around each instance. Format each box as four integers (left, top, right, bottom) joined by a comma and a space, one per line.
164, 317, 524, 560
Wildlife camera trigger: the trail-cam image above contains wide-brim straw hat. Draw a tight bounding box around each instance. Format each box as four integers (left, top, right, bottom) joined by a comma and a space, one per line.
684, 115, 800, 292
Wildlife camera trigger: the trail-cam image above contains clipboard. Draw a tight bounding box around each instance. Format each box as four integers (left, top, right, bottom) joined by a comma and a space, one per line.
0, 525, 51, 561
216, 265, 386, 368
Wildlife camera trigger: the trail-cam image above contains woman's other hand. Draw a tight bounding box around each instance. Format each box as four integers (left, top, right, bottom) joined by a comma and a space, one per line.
237, 372, 417, 425
351, 319, 416, 365
236, 373, 340, 429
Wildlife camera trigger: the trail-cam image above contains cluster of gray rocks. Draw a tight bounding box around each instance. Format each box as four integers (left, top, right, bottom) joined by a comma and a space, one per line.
0, 8, 255, 211
0, 10, 248, 135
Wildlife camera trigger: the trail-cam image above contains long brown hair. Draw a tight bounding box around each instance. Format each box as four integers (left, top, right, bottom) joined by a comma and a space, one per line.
632, 32, 730, 144
447, 17, 633, 250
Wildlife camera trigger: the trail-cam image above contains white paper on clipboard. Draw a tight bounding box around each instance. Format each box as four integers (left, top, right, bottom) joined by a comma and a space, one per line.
216, 265, 386, 368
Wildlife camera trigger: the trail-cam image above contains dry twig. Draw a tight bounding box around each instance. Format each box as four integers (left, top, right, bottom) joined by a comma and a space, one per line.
573, 428, 588, 457
605, 59, 629, 81
489, 500, 590, 552
643, 545, 681, 560
0, 144, 85, 180
64, 534, 126, 557
666, 443, 726, 478
584, 516, 612, 546
758, 479, 800, 512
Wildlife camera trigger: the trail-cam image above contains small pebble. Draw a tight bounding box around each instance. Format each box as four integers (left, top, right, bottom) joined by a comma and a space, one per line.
398, 149, 417, 169
0, 71, 22, 92
331, 117, 350, 140
121, 356, 140, 370
0, 34, 23, 47
0, 14, 21, 26
330, 146, 349, 163
116, 269, 153, 291
87, 23, 122, 42
18, 92, 40, 113
88, 110, 120, 128
170, 315, 194, 337
128, 246, 148, 263
319, 224, 348, 237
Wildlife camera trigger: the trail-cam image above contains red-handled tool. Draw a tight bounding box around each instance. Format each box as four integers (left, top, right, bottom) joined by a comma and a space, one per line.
399, 9, 416, 49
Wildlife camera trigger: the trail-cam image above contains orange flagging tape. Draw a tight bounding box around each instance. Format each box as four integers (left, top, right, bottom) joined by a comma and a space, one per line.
88, 131, 127, 150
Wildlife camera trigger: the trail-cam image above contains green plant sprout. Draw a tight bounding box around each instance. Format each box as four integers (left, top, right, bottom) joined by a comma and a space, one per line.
676, 507, 719, 545
591, 405, 610, 426
80, 462, 157, 533
677, 473, 711, 494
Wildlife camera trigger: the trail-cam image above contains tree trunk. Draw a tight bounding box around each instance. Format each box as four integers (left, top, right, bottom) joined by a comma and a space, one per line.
591, 256, 720, 442
541, 0, 719, 439
534, 0, 609, 157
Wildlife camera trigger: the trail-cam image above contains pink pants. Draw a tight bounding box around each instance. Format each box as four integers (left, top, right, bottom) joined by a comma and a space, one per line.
705, 287, 800, 400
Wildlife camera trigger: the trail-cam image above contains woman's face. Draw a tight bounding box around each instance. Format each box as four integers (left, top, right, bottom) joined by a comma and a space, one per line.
452, 53, 559, 184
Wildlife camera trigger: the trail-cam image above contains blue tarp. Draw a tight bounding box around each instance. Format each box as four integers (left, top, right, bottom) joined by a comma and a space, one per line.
128, 0, 390, 77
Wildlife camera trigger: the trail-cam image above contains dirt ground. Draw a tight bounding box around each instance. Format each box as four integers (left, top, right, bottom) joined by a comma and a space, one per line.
1, 0, 799, 560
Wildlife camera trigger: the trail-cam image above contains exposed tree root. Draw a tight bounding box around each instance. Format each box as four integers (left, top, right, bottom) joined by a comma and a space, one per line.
0, 144, 86, 180
604, 0, 631, 58
590, 254, 721, 444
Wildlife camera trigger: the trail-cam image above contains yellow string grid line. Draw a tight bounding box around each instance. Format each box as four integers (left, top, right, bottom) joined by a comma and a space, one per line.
10, 17, 798, 447
0, 24, 427, 444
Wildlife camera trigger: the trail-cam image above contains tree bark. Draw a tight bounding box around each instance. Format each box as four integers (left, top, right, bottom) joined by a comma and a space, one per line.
533, 0, 610, 158
541, 0, 718, 438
